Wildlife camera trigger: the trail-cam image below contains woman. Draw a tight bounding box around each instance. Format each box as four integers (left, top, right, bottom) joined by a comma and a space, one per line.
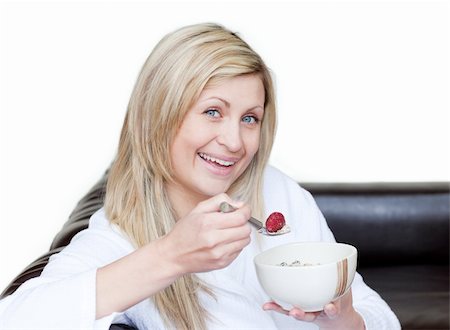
0, 23, 400, 329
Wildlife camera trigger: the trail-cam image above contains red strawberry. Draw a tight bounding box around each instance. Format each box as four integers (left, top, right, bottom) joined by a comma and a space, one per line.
265, 212, 286, 233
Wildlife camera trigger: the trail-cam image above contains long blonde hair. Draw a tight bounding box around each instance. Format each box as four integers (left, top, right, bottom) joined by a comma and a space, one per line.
104, 23, 276, 329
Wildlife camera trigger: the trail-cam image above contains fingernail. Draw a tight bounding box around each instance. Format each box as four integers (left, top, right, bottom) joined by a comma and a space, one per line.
292, 311, 302, 318
326, 306, 337, 318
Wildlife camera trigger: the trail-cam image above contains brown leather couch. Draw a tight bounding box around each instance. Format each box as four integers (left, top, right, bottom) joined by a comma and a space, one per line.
1, 172, 449, 329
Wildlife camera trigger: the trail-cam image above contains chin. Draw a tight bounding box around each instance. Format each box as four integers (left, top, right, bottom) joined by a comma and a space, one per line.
196, 181, 233, 199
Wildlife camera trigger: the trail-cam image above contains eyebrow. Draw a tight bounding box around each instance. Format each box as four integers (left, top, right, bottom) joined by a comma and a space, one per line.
203, 97, 264, 112
206, 97, 230, 107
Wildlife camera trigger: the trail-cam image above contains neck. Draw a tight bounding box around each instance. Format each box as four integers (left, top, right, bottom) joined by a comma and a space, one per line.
166, 182, 206, 219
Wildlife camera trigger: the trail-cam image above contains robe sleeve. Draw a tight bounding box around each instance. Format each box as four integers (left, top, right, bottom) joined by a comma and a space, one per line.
0, 209, 134, 330
264, 166, 401, 329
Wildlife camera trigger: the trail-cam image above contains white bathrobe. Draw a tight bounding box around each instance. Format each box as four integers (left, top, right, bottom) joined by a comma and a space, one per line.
0, 166, 400, 329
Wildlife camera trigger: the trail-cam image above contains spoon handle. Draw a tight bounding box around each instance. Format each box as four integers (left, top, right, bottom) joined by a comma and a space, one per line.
248, 216, 264, 230
219, 201, 264, 230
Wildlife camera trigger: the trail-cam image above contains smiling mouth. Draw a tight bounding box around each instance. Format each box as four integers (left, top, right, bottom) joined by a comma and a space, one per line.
198, 152, 236, 167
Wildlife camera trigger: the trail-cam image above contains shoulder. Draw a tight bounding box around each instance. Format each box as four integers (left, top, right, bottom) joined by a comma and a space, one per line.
43, 209, 134, 274
80, 208, 135, 256
88, 208, 130, 242
263, 165, 316, 207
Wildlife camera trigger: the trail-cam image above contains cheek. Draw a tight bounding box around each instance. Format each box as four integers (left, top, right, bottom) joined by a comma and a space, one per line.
181, 121, 215, 146
245, 131, 261, 157
170, 133, 192, 167
171, 129, 210, 166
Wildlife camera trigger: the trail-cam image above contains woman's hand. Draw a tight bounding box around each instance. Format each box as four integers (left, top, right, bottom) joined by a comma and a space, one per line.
97, 193, 250, 318
161, 193, 252, 275
262, 289, 365, 330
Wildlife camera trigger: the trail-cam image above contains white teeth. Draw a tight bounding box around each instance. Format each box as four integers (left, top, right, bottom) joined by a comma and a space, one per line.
199, 153, 235, 167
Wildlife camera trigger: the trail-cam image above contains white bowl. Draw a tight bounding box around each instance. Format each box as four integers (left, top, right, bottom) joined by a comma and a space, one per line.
254, 242, 357, 312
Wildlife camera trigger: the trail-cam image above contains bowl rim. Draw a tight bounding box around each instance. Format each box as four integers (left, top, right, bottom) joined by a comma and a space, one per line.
253, 241, 357, 269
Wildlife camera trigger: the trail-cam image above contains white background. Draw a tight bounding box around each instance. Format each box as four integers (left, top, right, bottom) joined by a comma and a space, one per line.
0, 0, 449, 293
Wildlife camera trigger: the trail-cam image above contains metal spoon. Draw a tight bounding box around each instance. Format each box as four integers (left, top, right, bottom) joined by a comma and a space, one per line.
219, 201, 290, 236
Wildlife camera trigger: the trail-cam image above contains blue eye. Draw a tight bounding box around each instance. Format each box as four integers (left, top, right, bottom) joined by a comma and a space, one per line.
205, 109, 220, 118
242, 115, 258, 124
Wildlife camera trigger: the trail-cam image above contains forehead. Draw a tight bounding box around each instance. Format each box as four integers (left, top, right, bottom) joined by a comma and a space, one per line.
199, 74, 265, 104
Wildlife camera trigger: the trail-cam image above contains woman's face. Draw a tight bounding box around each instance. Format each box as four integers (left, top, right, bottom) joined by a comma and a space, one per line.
169, 74, 265, 206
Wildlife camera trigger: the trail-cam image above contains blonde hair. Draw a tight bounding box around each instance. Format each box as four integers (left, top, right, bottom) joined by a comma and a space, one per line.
104, 23, 276, 329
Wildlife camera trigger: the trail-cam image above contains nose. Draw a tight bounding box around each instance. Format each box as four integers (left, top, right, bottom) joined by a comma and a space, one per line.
216, 120, 243, 153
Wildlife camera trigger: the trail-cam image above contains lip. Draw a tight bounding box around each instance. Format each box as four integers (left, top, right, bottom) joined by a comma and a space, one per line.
198, 152, 240, 164
197, 152, 239, 177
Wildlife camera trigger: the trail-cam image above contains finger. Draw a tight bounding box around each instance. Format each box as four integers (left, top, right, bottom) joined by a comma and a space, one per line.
214, 204, 252, 229
262, 302, 289, 315
195, 193, 234, 213
212, 235, 251, 257
287, 307, 305, 320
289, 308, 320, 322
203, 237, 250, 269
323, 303, 338, 319
216, 224, 252, 243
303, 312, 320, 322
229, 235, 251, 252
